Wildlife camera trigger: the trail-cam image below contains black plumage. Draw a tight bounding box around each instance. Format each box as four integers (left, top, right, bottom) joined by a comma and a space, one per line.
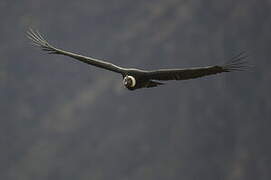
27, 29, 248, 90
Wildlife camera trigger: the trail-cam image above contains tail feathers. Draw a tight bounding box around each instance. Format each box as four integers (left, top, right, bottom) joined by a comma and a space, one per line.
146, 80, 164, 88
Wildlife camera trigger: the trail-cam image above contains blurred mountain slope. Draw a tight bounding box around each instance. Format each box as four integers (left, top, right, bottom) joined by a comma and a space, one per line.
1, 0, 270, 180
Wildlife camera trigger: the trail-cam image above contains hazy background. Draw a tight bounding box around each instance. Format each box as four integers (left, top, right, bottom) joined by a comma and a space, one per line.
1, 0, 270, 179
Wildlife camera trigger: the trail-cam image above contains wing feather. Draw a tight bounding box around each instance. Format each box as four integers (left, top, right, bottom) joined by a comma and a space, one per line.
27, 29, 125, 74
146, 52, 249, 81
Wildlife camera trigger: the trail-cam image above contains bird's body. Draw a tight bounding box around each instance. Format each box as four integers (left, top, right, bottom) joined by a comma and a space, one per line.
27, 29, 248, 90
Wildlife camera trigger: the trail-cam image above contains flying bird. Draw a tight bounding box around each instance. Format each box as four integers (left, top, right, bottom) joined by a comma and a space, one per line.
27, 29, 248, 90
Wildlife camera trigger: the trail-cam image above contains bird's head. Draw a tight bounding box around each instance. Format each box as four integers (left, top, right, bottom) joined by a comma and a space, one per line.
123, 76, 136, 88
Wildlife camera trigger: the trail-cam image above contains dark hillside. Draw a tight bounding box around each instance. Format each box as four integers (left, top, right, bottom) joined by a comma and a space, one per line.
1, 0, 270, 179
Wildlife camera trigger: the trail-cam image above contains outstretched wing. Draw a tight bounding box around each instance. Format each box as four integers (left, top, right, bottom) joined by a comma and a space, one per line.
145, 52, 249, 81
27, 29, 125, 74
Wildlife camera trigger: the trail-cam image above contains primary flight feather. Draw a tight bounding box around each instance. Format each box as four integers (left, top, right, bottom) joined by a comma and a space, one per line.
27, 29, 248, 90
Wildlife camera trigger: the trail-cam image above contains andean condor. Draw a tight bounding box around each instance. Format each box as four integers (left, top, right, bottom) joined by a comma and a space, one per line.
27, 29, 248, 90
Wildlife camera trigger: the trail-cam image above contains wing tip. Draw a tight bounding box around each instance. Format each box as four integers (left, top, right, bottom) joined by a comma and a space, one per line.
222, 52, 252, 72
26, 28, 57, 54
